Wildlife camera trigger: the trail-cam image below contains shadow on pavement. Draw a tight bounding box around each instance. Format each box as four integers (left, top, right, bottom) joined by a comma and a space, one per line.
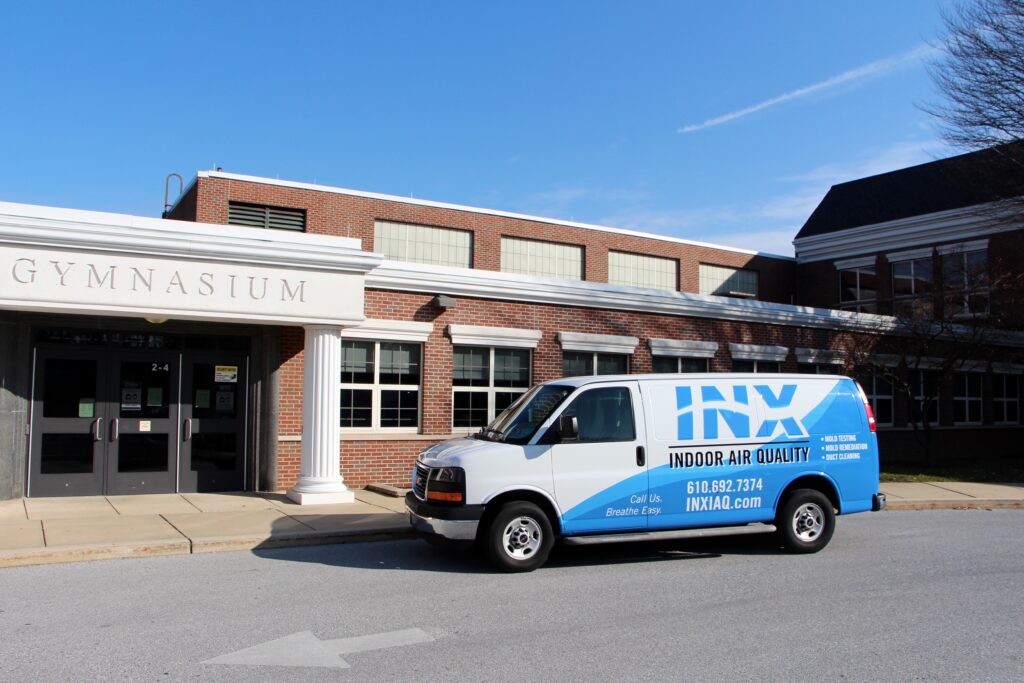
251, 518, 787, 574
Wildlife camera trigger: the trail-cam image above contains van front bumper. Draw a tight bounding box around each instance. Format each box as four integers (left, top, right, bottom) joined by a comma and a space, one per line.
873, 493, 887, 511
405, 492, 484, 541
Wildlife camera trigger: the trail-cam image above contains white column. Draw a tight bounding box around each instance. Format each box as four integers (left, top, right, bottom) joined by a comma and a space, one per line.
287, 325, 355, 505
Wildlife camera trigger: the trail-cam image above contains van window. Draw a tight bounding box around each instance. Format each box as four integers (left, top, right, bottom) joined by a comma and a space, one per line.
562, 387, 636, 442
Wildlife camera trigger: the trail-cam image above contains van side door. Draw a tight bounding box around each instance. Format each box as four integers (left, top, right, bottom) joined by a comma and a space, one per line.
548, 381, 649, 535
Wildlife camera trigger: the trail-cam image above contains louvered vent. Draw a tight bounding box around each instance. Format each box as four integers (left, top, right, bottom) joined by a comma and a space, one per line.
227, 202, 306, 231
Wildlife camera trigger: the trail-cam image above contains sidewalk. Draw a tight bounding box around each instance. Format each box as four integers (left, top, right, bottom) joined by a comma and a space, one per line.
1, 482, 1022, 569
0, 490, 413, 569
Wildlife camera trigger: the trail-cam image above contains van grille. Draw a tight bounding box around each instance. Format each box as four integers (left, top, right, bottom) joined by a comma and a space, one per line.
413, 463, 430, 500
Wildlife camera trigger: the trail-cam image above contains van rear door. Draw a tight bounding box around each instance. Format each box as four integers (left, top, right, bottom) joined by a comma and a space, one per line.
549, 381, 650, 535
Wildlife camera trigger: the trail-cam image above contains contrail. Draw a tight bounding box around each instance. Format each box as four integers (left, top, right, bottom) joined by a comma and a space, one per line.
678, 44, 936, 133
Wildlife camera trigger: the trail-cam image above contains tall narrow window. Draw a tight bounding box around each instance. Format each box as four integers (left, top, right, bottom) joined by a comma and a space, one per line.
993, 374, 1020, 424
838, 264, 877, 313
952, 372, 983, 425
452, 347, 531, 428
908, 369, 939, 426
340, 341, 421, 430
942, 248, 989, 317
891, 257, 934, 319
864, 372, 894, 427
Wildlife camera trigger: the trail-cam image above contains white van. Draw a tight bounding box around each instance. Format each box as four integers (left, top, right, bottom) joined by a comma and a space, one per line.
406, 373, 885, 572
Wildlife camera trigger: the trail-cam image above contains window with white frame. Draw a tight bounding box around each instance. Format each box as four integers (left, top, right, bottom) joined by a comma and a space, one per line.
732, 359, 780, 373
993, 374, 1020, 424
452, 347, 531, 428
373, 220, 472, 268
500, 236, 583, 280
340, 341, 422, 430
563, 352, 629, 377
797, 363, 838, 374
608, 251, 678, 291
941, 246, 989, 317
952, 372, 983, 425
838, 264, 878, 313
652, 356, 709, 373
699, 264, 758, 298
891, 256, 934, 319
864, 371, 894, 426
908, 369, 939, 426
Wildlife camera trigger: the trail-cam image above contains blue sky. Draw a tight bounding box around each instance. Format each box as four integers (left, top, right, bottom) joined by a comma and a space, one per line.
1, 1, 955, 256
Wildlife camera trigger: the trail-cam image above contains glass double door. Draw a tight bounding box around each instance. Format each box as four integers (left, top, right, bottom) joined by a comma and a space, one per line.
29, 348, 247, 497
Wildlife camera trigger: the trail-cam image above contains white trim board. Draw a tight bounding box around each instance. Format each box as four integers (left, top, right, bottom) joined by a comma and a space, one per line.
341, 319, 433, 342
649, 338, 719, 358
794, 202, 1022, 263
558, 331, 639, 355
447, 324, 542, 348
729, 343, 789, 362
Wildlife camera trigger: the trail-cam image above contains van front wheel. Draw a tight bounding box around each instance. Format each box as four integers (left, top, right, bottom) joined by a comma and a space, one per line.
777, 489, 835, 553
485, 501, 554, 572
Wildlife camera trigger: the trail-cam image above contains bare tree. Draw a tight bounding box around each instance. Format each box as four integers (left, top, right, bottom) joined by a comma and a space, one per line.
928, 0, 1024, 148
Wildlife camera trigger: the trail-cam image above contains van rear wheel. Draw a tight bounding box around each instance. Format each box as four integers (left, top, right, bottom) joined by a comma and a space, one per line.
777, 489, 835, 553
484, 501, 554, 572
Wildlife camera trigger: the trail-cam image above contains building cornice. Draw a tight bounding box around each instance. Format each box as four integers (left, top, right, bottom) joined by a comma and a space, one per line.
0, 201, 383, 275
794, 202, 1022, 263
366, 260, 902, 335
188, 170, 794, 262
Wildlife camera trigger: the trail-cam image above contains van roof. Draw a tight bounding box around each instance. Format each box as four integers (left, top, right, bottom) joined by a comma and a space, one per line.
541, 373, 851, 388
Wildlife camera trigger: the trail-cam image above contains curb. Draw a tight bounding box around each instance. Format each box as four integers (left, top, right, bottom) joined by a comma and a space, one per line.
884, 500, 1024, 511
0, 538, 191, 568
0, 527, 416, 569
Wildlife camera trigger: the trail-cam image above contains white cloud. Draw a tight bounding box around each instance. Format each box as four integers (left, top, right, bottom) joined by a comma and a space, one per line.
678, 44, 938, 134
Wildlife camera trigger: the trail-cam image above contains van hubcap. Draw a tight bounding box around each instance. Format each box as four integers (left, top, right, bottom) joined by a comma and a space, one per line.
792, 503, 824, 541
502, 516, 542, 559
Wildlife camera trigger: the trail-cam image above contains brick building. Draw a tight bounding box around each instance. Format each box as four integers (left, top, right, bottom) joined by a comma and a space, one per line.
0, 144, 1021, 501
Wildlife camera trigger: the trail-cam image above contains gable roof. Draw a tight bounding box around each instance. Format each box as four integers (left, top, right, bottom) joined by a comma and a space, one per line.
795, 141, 1024, 240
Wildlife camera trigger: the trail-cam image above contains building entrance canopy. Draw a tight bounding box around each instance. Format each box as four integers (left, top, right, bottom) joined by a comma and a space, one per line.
0, 201, 384, 504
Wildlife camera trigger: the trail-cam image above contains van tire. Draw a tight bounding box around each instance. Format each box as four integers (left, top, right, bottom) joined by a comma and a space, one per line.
485, 501, 554, 572
777, 489, 835, 553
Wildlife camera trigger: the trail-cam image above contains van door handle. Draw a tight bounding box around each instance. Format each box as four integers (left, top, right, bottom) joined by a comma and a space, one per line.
109, 418, 119, 442
92, 417, 103, 442
636, 445, 645, 467
183, 418, 192, 441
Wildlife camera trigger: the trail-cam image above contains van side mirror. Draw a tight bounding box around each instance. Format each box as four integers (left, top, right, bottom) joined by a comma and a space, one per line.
558, 415, 578, 440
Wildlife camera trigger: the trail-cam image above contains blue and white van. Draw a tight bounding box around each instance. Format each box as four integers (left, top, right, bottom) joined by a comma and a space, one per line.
406, 373, 885, 572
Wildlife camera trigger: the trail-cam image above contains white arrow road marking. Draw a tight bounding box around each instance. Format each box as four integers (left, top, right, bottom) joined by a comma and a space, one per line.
203, 628, 434, 669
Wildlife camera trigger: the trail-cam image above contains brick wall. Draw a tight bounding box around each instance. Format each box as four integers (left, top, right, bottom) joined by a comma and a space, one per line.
272, 288, 862, 490
190, 176, 796, 303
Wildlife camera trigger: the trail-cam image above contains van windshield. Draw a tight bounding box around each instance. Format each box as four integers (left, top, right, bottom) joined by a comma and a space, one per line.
477, 384, 574, 445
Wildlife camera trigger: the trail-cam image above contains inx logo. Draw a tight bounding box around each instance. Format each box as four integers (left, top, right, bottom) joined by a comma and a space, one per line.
675, 384, 806, 440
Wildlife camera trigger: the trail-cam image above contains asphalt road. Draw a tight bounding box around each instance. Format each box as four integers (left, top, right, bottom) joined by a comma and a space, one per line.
1, 510, 1022, 682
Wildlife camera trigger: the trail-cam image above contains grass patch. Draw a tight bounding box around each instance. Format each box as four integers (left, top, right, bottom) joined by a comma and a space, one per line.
881, 459, 1024, 483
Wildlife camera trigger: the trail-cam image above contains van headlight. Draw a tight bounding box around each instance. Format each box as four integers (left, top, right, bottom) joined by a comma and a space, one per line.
426, 467, 465, 504
432, 467, 464, 483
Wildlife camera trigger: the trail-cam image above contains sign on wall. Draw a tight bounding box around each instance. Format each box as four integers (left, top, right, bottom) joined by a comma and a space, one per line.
0, 244, 366, 326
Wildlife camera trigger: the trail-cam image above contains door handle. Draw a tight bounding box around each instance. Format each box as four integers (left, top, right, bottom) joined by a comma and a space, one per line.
109, 418, 119, 441
636, 445, 645, 467
183, 418, 192, 441
92, 417, 103, 442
